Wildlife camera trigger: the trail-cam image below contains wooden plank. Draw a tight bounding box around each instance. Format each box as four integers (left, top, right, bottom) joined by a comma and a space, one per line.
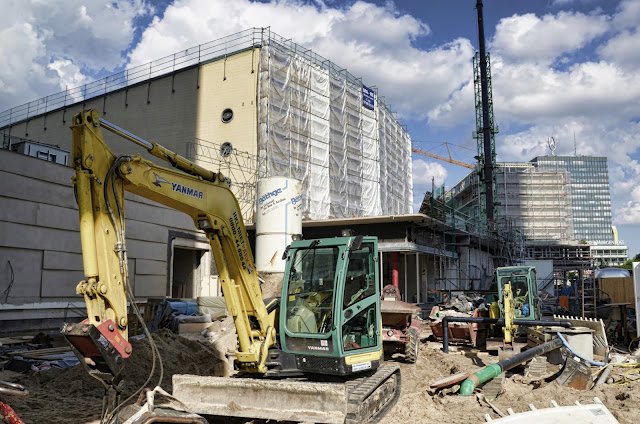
143, 298, 164, 323
178, 322, 211, 334
128, 302, 148, 337
599, 277, 634, 305
9, 347, 72, 360
527, 327, 552, 348
0, 336, 34, 345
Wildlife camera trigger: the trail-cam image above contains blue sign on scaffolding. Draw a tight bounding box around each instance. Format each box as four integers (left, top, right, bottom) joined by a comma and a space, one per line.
362, 85, 375, 111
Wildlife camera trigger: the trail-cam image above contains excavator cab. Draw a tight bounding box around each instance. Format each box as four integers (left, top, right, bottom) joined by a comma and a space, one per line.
496, 266, 540, 321
280, 235, 383, 376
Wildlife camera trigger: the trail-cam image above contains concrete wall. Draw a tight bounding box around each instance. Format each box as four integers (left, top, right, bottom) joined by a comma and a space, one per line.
457, 246, 495, 290
0, 149, 205, 332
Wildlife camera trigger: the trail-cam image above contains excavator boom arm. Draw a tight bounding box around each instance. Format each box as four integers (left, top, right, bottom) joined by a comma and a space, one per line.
65, 110, 275, 379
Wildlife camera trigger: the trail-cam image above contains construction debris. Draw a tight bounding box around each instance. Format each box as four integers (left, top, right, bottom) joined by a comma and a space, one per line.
1, 330, 639, 423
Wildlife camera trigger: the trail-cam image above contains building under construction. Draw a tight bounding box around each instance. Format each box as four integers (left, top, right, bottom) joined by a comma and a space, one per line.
0, 28, 478, 330
1, 28, 413, 224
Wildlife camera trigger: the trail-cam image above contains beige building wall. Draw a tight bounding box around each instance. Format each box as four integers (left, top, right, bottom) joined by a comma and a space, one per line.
2, 67, 200, 162
196, 49, 259, 157
2, 49, 261, 223
0, 49, 259, 162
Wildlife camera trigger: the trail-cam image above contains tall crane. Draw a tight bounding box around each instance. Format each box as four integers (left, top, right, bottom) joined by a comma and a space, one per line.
411, 144, 475, 169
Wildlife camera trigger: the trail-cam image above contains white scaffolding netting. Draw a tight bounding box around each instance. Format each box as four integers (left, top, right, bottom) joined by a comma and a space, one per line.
258, 41, 411, 219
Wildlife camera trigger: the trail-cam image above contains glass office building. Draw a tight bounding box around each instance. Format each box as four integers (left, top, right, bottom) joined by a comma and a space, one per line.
531, 156, 612, 242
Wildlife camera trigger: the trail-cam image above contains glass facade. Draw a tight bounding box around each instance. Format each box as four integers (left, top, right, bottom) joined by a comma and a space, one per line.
531, 156, 612, 242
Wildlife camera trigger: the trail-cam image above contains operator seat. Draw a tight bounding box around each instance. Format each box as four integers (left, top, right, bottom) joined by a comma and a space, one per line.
287, 305, 317, 333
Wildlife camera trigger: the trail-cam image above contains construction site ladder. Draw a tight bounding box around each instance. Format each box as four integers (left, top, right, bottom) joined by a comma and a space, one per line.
581, 278, 597, 318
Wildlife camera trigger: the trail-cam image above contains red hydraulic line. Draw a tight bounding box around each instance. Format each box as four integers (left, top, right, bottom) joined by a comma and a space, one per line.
0, 396, 24, 424
392, 252, 399, 288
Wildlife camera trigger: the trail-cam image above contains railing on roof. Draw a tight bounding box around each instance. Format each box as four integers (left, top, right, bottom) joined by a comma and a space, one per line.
0, 28, 265, 128
0, 27, 396, 130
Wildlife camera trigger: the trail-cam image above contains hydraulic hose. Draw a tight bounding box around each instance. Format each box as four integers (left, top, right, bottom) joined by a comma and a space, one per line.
459, 337, 563, 395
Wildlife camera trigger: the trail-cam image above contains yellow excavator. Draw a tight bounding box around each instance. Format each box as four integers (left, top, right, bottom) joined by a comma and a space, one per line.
62, 110, 400, 424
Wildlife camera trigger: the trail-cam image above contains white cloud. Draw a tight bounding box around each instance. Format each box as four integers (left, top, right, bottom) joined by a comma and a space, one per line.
48, 59, 90, 92
2, 0, 638, 228
598, 29, 640, 68
0, 22, 51, 101
412, 159, 447, 191
427, 77, 474, 128
490, 11, 609, 64
613, 0, 640, 29
412, 159, 447, 212
492, 59, 640, 124
0, 0, 150, 111
127, 0, 473, 121
411, 159, 448, 212
125, 0, 640, 224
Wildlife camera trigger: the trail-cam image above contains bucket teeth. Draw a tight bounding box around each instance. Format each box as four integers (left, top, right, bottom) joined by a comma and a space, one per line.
553, 314, 608, 357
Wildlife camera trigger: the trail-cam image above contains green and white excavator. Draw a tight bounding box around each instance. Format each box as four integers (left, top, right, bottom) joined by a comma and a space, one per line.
62, 110, 400, 424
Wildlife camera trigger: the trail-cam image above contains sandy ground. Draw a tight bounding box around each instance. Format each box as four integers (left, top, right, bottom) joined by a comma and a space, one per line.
1, 330, 639, 424
382, 340, 640, 424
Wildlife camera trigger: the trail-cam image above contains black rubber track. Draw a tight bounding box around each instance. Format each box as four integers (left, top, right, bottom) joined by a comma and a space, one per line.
344, 363, 402, 424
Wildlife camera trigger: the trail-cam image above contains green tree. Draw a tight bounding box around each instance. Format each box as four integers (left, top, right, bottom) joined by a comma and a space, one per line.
617, 253, 640, 270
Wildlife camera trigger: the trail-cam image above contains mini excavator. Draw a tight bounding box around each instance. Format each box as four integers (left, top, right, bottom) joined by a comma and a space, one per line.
62, 110, 400, 424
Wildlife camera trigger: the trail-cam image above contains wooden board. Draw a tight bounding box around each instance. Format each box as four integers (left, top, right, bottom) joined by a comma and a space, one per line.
178, 322, 211, 334
0, 336, 33, 346
128, 302, 149, 337
8, 347, 72, 360
599, 277, 634, 305
527, 327, 553, 348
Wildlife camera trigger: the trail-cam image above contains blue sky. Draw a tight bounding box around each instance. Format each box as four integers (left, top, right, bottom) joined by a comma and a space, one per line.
1, 0, 639, 256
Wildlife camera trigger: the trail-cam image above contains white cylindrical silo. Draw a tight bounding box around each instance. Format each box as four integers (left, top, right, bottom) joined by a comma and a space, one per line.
255, 177, 303, 275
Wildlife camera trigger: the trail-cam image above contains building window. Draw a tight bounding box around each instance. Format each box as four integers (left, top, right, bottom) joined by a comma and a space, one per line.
221, 108, 234, 123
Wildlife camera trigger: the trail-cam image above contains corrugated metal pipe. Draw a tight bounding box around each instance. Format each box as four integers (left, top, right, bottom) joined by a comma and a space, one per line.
459, 337, 563, 395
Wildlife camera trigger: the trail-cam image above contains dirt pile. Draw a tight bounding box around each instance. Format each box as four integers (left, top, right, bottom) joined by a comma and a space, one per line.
2, 329, 226, 424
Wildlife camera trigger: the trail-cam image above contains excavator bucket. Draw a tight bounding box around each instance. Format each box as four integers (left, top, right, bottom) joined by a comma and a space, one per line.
553, 315, 608, 357
172, 363, 400, 424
